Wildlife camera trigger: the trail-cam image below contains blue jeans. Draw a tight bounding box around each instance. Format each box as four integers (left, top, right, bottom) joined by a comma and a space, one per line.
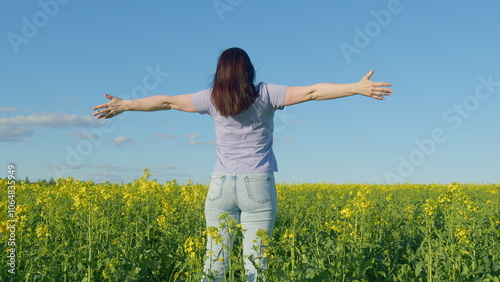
203, 172, 277, 282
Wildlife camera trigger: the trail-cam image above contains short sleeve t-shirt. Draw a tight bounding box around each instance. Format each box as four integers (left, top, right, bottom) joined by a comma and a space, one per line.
190, 82, 288, 173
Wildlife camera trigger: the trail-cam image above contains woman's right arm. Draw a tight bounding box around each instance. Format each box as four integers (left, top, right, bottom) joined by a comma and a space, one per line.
93, 93, 196, 119
283, 70, 393, 106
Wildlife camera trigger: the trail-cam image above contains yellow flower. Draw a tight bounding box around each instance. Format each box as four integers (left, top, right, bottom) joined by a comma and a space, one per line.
340, 207, 353, 218
422, 199, 437, 216
156, 215, 167, 228
0, 221, 8, 234
209, 229, 223, 245
35, 225, 50, 239
454, 226, 470, 244
281, 229, 294, 240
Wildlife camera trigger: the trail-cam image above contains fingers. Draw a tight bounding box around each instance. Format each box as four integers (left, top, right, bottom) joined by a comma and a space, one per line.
93, 103, 108, 110
93, 108, 108, 118
370, 89, 392, 100
375, 82, 392, 87
360, 70, 394, 100
92, 94, 115, 118
95, 110, 114, 119
375, 87, 393, 94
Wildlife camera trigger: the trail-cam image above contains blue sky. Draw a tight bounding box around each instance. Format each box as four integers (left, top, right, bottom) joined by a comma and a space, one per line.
1, 1, 499, 184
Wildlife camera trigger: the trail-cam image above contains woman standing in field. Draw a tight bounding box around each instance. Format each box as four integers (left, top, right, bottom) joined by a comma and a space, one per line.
93, 47, 393, 281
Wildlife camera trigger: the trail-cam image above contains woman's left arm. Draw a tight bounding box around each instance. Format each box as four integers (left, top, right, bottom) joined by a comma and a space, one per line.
93, 93, 196, 119
283, 70, 393, 106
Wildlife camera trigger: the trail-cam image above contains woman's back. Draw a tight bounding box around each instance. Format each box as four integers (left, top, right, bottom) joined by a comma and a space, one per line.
191, 82, 288, 173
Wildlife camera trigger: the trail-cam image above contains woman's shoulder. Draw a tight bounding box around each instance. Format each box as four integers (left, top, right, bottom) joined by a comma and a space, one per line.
191, 88, 214, 115
258, 82, 288, 90
256, 82, 288, 109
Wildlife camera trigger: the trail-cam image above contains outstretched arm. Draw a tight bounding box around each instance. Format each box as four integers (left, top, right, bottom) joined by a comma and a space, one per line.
93, 94, 196, 119
284, 70, 393, 106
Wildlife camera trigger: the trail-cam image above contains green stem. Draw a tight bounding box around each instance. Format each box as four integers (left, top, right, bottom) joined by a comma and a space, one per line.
88, 210, 92, 281
426, 214, 432, 282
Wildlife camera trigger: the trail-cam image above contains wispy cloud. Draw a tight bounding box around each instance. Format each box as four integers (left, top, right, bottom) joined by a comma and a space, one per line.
0, 112, 105, 142
0, 107, 29, 112
110, 136, 135, 147
186, 134, 201, 139
189, 140, 216, 146
152, 165, 179, 170
0, 112, 104, 129
0, 125, 33, 142
152, 133, 175, 140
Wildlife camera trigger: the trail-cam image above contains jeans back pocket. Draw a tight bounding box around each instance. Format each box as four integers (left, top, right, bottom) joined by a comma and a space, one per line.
207, 174, 226, 201
244, 175, 273, 204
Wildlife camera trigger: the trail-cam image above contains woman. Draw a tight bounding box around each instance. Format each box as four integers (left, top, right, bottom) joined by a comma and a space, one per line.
93, 47, 393, 281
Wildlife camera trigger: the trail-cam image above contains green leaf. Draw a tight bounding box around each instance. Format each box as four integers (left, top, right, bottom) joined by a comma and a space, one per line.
305, 268, 315, 279
415, 261, 423, 277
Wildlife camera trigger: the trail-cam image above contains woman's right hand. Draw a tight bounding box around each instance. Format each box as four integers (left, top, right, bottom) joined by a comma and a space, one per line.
92, 93, 127, 119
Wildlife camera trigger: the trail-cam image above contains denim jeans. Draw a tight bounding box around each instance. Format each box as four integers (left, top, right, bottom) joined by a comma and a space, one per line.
203, 172, 277, 282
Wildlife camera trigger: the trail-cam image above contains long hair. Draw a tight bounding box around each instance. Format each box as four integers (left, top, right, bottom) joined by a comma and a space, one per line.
211, 47, 258, 117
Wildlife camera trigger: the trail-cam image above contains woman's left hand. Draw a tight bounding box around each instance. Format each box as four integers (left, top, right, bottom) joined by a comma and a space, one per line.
357, 70, 393, 100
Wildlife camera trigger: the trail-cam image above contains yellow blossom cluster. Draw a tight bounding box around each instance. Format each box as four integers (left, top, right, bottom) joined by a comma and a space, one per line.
0, 175, 498, 281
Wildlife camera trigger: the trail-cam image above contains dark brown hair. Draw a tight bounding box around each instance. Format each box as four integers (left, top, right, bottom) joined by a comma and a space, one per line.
211, 47, 258, 117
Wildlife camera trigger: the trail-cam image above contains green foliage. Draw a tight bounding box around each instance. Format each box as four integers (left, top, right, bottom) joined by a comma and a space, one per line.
0, 175, 499, 281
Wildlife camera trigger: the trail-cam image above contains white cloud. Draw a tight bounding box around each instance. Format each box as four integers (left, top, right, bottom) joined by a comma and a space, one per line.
152, 165, 179, 170
110, 136, 135, 147
0, 107, 29, 112
0, 112, 106, 142
0, 112, 104, 129
0, 125, 33, 142
89, 164, 138, 172
152, 133, 175, 140
44, 162, 83, 171
186, 134, 201, 139
189, 140, 216, 146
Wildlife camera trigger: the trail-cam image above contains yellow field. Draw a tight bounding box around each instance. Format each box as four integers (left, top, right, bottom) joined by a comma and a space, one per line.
1, 170, 499, 281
